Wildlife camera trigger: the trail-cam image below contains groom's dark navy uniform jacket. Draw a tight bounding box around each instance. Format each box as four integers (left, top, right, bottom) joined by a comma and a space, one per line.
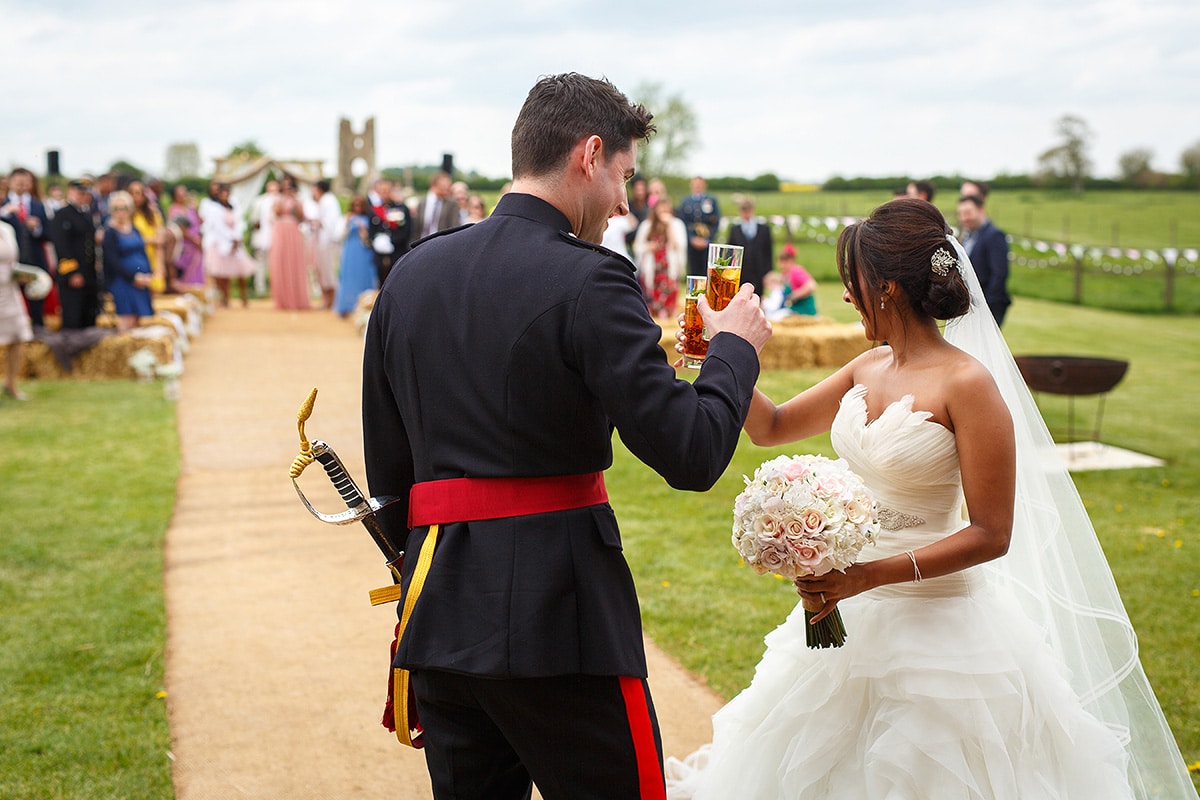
362, 192, 758, 795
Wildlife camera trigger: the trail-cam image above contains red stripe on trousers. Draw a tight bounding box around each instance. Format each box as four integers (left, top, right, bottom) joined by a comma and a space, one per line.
618, 676, 666, 800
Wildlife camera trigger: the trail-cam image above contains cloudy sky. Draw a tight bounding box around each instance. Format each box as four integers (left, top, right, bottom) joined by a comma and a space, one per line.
5, 0, 1198, 184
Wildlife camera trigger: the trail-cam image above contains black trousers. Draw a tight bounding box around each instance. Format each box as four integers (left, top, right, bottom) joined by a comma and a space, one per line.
412, 670, 665, 800
57, 283, 99, 330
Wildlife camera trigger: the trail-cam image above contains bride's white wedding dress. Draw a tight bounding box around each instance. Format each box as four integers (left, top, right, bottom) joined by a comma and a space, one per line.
665, 384, 1136, 799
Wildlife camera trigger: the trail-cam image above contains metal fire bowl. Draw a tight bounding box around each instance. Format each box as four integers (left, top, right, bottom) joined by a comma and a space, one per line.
1014, 356, 1129, 397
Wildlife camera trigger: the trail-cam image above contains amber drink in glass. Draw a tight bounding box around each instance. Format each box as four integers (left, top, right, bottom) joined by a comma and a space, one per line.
682, 275, 708, 369
703, 244, 743, 340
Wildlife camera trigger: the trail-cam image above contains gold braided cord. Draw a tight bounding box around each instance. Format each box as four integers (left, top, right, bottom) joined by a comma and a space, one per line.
289, 388, 319, 478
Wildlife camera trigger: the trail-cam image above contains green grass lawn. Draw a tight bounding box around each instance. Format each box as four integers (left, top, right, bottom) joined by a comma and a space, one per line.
0, 381, 177, 800
615, 295, 1200, 785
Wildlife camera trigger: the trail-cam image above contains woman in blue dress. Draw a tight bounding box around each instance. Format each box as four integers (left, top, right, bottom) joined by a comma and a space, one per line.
333, 195, 379, 318
102, 190, 154, 331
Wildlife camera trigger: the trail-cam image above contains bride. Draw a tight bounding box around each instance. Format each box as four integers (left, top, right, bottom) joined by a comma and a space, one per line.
666, 198, 1198, 799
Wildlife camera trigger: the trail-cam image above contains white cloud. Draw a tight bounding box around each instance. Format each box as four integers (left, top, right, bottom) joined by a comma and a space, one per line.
3, 0, 1198, 182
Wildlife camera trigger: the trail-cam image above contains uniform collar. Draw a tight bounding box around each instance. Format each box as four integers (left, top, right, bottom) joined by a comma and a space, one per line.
491, 192, 573, 235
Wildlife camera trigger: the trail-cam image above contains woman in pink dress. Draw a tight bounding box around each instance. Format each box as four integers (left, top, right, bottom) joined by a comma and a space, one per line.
168, 184, 205, 288
268, 177, 310, 310
201, 183, 256, 307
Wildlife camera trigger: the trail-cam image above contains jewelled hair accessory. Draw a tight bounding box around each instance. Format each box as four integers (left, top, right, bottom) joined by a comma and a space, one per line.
930, 247, 958, 276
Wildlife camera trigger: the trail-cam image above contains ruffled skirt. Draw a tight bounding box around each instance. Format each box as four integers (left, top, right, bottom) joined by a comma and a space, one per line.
665, 584, 1133, 799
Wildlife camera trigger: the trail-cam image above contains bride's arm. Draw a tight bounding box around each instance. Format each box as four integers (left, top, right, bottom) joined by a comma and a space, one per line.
800, 361, 1015, 622
743, 351, 871, 446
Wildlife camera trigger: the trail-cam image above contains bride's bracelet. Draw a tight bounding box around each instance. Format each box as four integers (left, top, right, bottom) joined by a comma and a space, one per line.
904, 550, 923, 583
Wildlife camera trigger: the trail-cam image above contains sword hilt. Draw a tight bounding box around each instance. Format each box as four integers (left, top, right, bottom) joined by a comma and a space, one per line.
312, 441, 369, 511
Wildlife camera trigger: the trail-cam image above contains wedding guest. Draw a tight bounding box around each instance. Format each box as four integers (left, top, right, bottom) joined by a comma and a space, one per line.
779, 243, 817, 316
92, 173, 116, 222
625, 173, 650, 247
101, 191, 154, 331
0, 218, 33, 400
906, 179, 936, 202
960, 178, 989, 201
451, 180, 471, 225
3, 167, 51, 325
128, 181, 168, 293
248, 179, 279, 295
648, 177, 667, 208
726, 194, 773, 294
48, 179, 100, 329
957, 193, 1010, 325
168, 185, 205, 288
465, 193, 488, 224
633, 194, 688, 319
44, 184, 66, 218
268, 177, 310, 310
600, 209, 636, 264
309, 179, 341, 310
365, 177, 412, 284
678, 175, 720, 277
413, 170, 460, 239
202, 183, 255, 307
333, 195, 377, 318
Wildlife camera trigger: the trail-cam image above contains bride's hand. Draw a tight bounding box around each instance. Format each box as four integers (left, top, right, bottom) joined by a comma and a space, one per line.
795, 565, 872, 624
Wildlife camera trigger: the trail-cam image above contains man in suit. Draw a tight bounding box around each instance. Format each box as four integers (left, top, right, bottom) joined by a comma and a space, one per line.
413, 170, 462, 240
3, 167, 51, 325
906, 179, 936, 203
48, 180, 100, 329
365, 177, 413, 285
677, 175, 720, 277
958, 193, 1011, 325
726, 194, 774, 294
362, 72, 771, 800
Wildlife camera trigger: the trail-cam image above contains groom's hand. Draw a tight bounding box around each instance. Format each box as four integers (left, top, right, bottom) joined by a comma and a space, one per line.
699, 284, 772, 353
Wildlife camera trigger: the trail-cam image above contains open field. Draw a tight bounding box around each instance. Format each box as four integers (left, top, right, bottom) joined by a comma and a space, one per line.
700, 189, 1200, 313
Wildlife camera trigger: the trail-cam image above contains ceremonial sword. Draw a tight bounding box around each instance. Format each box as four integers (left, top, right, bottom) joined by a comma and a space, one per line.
289, 388, 404, 582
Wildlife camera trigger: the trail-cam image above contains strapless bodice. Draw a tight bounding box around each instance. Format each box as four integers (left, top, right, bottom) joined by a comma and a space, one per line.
832, 384, 978, 597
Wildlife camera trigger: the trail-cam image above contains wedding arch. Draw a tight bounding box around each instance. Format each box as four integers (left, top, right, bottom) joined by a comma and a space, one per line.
211, 153, 326, 215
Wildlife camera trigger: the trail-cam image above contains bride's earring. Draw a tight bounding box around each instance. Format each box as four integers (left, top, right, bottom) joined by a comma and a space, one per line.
880, 296, 886, 311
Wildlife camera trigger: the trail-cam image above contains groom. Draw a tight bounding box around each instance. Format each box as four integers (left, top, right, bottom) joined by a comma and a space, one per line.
362, 73, 771, 800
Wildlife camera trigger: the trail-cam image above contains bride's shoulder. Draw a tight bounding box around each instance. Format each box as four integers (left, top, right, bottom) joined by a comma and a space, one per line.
944, 351, 1010, 422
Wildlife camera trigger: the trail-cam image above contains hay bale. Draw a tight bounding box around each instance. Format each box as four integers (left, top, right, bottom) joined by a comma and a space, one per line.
4, 326, 178, 380
655, 316, 870, 370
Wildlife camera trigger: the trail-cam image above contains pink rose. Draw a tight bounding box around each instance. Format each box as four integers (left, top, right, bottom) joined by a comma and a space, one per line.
795, 541, 833, 575
799, 508, 826, 535
781, 460, 810, 481
757, 540, 787, 573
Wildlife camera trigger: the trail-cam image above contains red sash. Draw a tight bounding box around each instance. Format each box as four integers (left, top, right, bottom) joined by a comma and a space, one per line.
407, 472, 608, 528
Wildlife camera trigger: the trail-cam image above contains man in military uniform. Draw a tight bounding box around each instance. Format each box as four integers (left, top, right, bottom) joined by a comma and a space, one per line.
365, 177, 412, 285
362, 73, 770, 800
677, 175, 721, 277
49, 179, 100, 329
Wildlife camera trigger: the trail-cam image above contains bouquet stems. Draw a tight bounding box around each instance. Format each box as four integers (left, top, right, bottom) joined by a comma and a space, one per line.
805, 607, 848, 649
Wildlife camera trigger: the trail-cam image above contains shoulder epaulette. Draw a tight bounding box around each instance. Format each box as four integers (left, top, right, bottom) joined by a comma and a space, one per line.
409, 223, 472, 250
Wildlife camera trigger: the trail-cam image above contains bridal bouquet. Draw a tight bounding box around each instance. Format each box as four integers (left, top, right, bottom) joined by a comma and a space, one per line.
732, 454, 881, 648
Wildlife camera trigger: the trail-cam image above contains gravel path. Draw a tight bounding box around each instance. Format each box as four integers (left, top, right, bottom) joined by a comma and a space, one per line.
163, 301, 723, 798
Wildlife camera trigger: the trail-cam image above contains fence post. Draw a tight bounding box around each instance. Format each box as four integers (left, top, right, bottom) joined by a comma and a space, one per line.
1164, 219, 1177, 311
1073, 248, 1084, 305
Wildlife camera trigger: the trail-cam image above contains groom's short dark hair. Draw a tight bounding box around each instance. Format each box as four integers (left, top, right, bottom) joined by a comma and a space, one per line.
511, 73, 655, 179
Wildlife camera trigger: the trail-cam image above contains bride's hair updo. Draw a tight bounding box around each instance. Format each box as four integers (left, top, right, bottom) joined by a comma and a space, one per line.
836, 197, 970, 321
